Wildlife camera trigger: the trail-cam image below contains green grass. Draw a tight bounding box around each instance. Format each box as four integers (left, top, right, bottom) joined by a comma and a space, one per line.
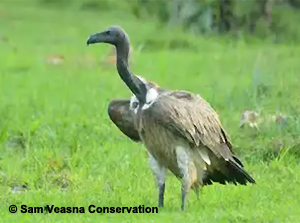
1, 1, 300, 222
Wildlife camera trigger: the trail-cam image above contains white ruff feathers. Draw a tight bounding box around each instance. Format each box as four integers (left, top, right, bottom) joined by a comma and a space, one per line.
142, 88, 158, 110
129, 87, 158, 113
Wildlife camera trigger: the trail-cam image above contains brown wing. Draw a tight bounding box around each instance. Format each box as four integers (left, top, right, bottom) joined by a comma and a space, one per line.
145, 91, 255, 185
108, 99, 141, 142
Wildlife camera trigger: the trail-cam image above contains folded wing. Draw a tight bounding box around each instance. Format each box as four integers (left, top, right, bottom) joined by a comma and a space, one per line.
146, 91, 255, 185
108, 99, 141, 142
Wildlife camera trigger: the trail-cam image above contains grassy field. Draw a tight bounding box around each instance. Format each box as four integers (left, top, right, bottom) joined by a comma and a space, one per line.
1, 1, 300, 222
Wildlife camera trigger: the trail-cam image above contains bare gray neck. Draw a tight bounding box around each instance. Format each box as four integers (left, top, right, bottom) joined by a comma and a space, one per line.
116, 38, 130, 67
115, 40, 131, 85
115, 39, 147, 104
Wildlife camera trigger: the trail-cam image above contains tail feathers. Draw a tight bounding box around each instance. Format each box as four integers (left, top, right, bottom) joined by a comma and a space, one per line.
203, 170, 227, 185
233, 156, 244, 167
203, 157, 255, 186
227, 158, 255, 185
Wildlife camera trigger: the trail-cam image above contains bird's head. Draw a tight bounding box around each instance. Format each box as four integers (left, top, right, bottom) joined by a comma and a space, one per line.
86, 25, 129, 47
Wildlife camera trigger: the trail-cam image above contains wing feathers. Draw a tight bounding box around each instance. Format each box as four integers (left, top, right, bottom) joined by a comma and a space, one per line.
149, 92, 228, 158
202, 146, 255, 185
227, 158, 255, 184
108, 99, 141, 142
146, 91, 255, 185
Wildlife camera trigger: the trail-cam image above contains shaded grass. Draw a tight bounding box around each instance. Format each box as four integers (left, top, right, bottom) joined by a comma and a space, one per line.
0, 1, 300, 222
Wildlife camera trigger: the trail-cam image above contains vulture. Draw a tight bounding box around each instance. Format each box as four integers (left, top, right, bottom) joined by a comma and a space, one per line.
87, 25, 255, 211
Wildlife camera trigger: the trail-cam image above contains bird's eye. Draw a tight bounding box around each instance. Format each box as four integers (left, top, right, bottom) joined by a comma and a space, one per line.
106, 30, 111, 35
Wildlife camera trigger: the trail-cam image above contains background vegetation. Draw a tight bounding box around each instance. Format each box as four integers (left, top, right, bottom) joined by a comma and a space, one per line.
40, 0, 300, 42
0, 0, 300, 222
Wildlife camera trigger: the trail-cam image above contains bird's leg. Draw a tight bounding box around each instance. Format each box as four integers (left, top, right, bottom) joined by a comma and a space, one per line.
148, 152, 166, 208
194, 186, 200, 200
158, 182, 165, 207
180, 177, 191, 211
176, 146, 192, 211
